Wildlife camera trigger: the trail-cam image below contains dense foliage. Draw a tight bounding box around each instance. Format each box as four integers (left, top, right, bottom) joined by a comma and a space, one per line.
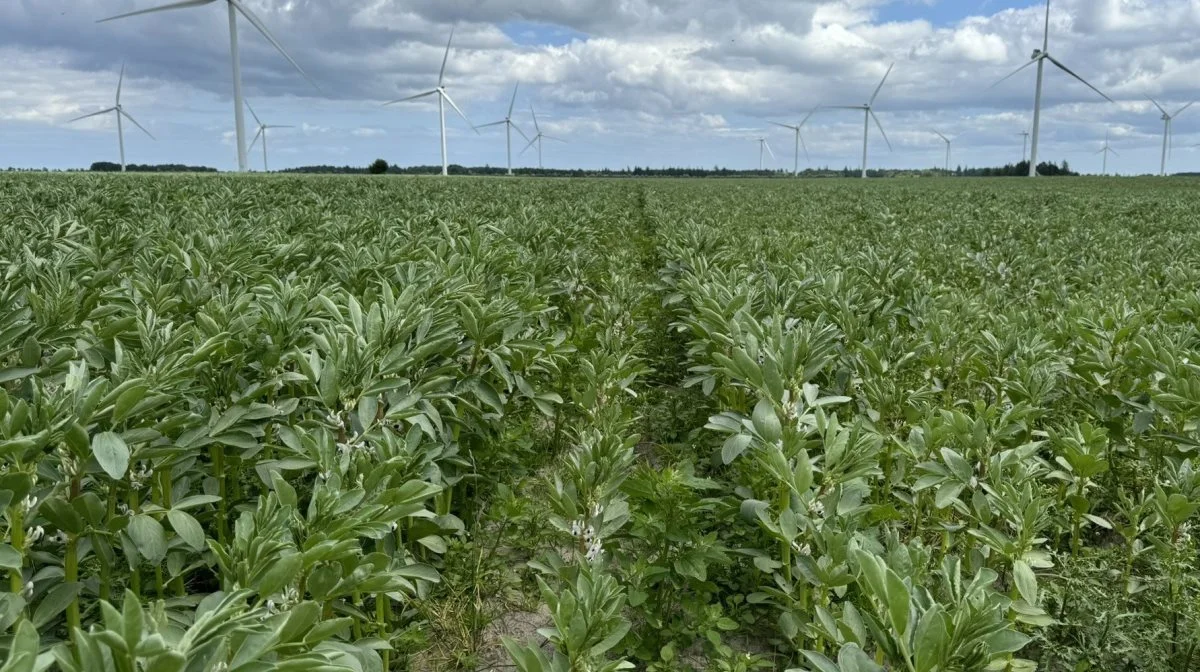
1, 174, 1199, 671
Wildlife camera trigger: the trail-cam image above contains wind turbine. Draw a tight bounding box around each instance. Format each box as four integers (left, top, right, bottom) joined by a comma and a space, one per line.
99, 0, 317, 173
477, 83, 530, 176
384, 29, 476, 176
1095, 129, 1118, 176
933, 131, 953, 173
245, 101, 292, 172
67, 63, 154, 172
520, 105, 563, 170
1019, 130, 1031, 162
754, 137, 775, 171
991, 0, 1113, 177
770, 106, 817, 176
826, 63, 895, 179
1149, 99, 1194, 176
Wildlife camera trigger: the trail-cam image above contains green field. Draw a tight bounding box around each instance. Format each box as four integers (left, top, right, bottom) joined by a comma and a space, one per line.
3, 174, 1200, 671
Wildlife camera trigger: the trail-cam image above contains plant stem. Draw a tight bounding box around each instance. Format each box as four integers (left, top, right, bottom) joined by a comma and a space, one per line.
65, 535, 80, 636
213, 445, 228, 544
9, 506, 23, 595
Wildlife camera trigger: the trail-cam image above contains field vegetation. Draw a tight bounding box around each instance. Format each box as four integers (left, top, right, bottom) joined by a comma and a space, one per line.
1, 174, 1199, 671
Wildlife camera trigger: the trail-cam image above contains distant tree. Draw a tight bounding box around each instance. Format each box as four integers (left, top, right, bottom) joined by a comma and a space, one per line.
368, 159, 389, 174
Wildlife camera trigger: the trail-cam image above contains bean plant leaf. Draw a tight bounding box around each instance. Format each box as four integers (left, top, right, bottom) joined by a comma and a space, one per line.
92, 432, 130, 480
127, 514, 167, 564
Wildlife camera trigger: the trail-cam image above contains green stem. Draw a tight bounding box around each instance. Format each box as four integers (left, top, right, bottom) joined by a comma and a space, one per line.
65, 536, 80, 636
376, 594, 390, 670
213, 445, 228, 544
9, 507, 23, 595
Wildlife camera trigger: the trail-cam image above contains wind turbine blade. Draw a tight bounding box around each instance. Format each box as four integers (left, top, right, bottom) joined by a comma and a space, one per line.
769, 121, 798, 131
870, 110, 893, 151
245, 100, 262, 126
1045, 55, 1114, 103
508, 82, 520, 118
248, 127, 263, 151
934, 131, 949, 143
438, 28, 455, 87
476, 120, 508, 129
869, 62, 894, 106
440, 90, 476, 132
764, 141, 775, 160
543, 135, 567, 143
530, 104, 542, 134
119, 109, 155, 140
825, 105, 866, 110
117, 62, 125, 104
512, 122, 531, 142
1109, 147, 1120, 157
1174, 101, 1195, 118
989, 57, 1038, 89
230, 0, 320, 92
267, 125, 294, 129
67, 108, 117, 123
799, 105, 819, 127
798, 132, 809, 162
382, 90, 438, 106
1148, 98, 1169, 116
519, 135, 538, 156
97, 0, 214, 23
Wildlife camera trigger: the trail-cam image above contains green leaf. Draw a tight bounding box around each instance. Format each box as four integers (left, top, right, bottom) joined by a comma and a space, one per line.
32, 582, 81, 629
752, 398, 782, 444
127, 515, 167, 564
913, 604, 948, 672
837, 643, 884, 672
167, 509, 206, 551
91, 432, 130, 480
319, 357, 339, 409
256, 551, 302, 598
40, 497, 84, 536
112, 384, 148, 424
0, 545, 20, 570
885, 569, 910, 637
1013, 559, 1038, 605
721, 434, 753, 465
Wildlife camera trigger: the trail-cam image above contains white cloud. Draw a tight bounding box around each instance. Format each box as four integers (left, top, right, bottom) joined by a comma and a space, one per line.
0, 0, 1199, 172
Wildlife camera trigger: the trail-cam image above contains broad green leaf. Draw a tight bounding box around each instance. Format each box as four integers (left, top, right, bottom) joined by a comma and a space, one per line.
1013, 559, 1038, 605
167, 509, 206, 551
127, 515, 167, 564
91, 432, 130, 480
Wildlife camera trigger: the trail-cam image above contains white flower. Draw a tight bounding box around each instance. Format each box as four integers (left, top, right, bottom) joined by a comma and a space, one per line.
809, 499, 826, 518
25, 526, 43, 544
51, 531, 69, 545
20, 496, 37, 514
19, 581, 33, 600
570, 520, 583, 537
585, 539, 603, 561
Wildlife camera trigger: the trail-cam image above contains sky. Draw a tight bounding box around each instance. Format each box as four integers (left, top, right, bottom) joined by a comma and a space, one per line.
2, 0, 1199, 175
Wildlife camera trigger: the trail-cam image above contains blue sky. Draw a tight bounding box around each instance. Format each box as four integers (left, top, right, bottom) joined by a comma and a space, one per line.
1, 0, 1198, 175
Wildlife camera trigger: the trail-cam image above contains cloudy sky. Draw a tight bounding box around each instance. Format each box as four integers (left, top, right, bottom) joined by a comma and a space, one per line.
2, 0, 1199, 174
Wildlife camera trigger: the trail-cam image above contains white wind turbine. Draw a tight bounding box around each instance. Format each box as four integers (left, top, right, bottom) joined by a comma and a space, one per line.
384, 29, 476, 176
67, 63, 154, 172
1018, 130, 1031, 162
826, 63, 895, 179
933, 131, 954, 173
991, 0, 1113, 177
99, 0, 317, 173
477, 83, 530, 175
520, 105, 564, 170
770, 106, 817, 176
1094, 129, 1118, 176
754, 137, 775, 171
245, 101, 292, 172
1149, 99, 1194, 176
